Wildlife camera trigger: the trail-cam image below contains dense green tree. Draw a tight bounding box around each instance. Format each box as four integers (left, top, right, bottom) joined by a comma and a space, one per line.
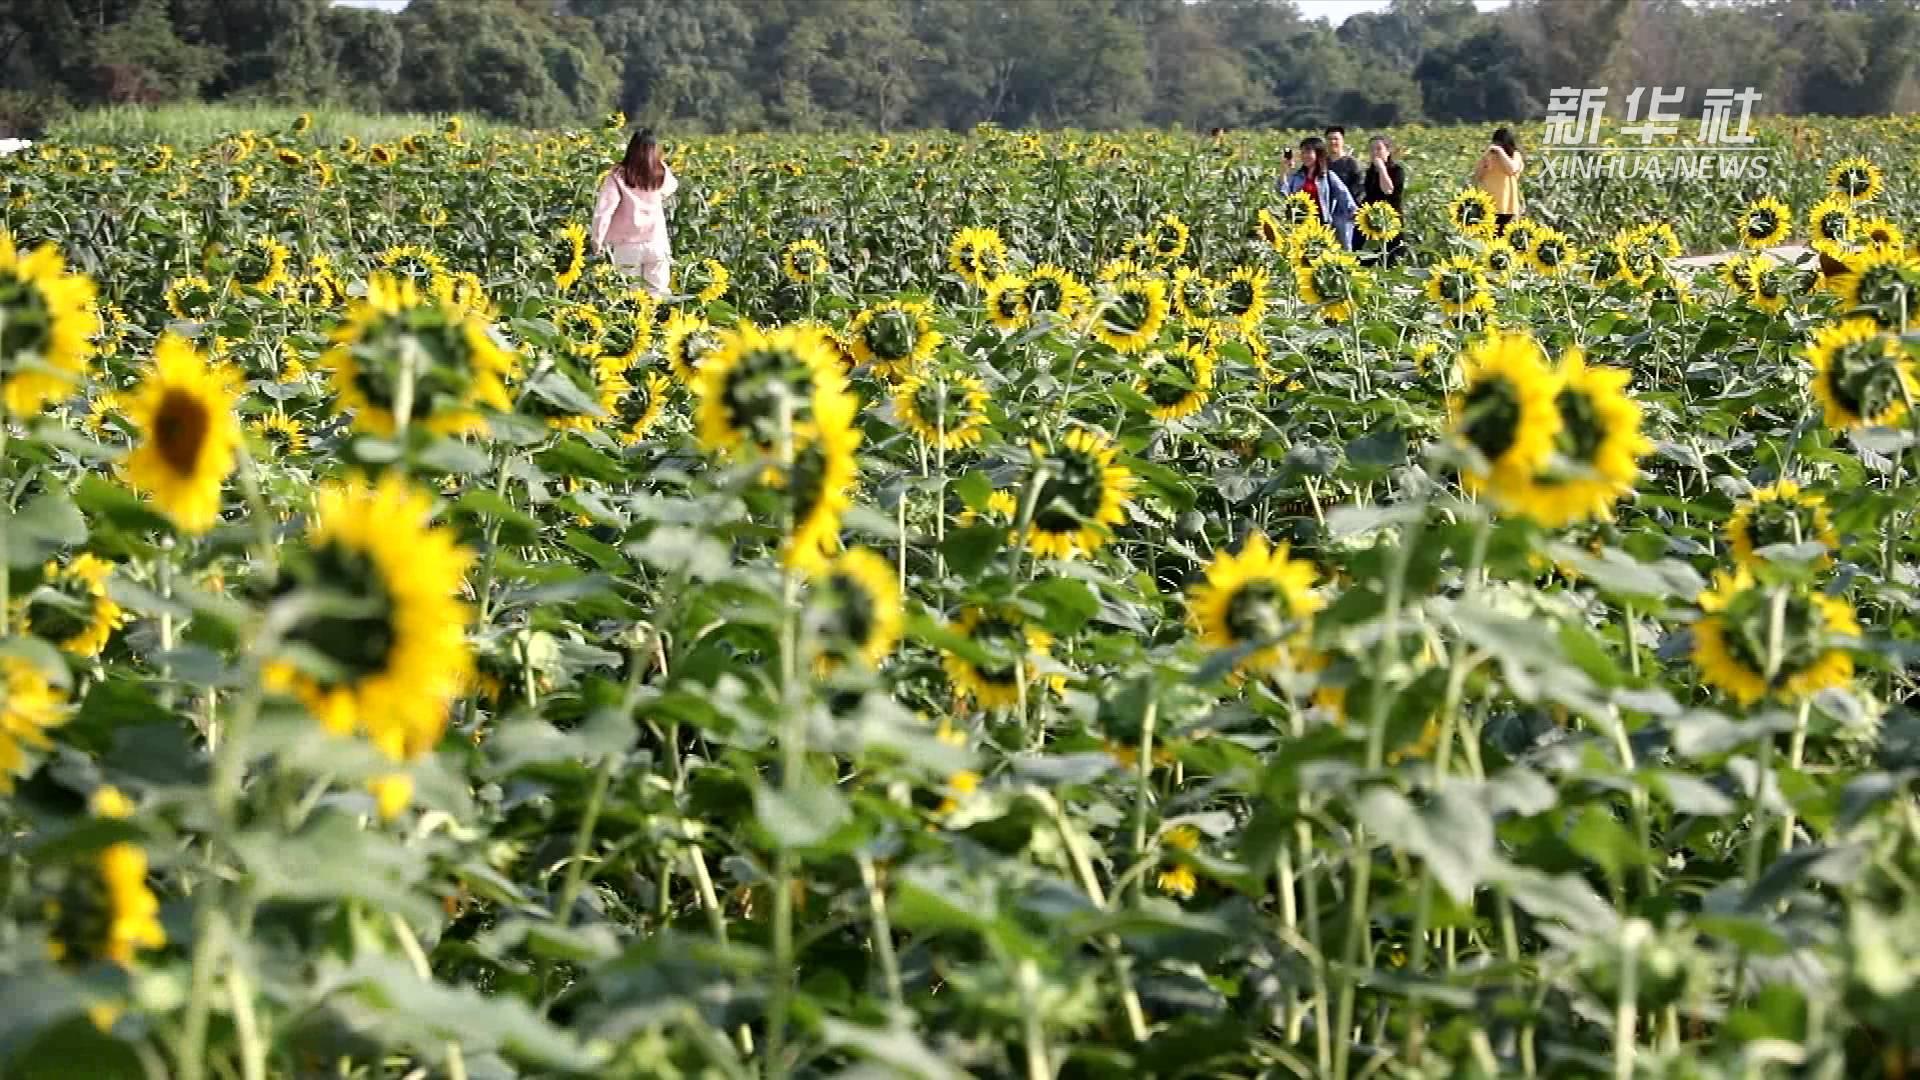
1414, 24, 1542, 123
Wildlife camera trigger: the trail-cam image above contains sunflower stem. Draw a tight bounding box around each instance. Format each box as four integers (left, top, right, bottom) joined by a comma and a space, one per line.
766, 392, 802, 1080
1779, 697, 1814, 856
1128, 695, 1158, 906
856, 853, 905, 1014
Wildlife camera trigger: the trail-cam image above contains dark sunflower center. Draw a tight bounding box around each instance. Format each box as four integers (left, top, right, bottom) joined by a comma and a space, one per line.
865, 309, 916, 361
1221, 280, 1254, 317
616, 379, 655, 427
675, 331, 719, 373
1853, 265, 1908, 317
722, 346, 818, 445
995, 288, 1026, 320
235, 246, 273, 286
1506, 228, 1535, 254
1460, 376, 1522, 464
823, 572, 878, 649
1840, 169, 1871, 197
1311, 263, 1348, 300
1154, 225, 1182, 255
26, 573, 95, 643
153, 389, 211, 474
1747, 209, 1777, 239
1537, 240, 1565, 267
284, 540, 397, 685
1459, 201, 1485, 226
1104, 288, 1152, 335
1551, 386, 1605, 469
1145, 354, 1199, 407
0, 274, 54, 361
1718, 587, 1828, 684
1824, 339, 1903, 421
551, 242, 578, 279
602, 315, 640, 358
970, 616, 1024, 684
1819, 213, 1849, 243
1028, 278, 1064, 313
1746, 500, 1812, 550
1181, 282, 1215, 314
1224, 579, 1289, 644
1440, 269, 1473, 304
1033, 447, 1104, 534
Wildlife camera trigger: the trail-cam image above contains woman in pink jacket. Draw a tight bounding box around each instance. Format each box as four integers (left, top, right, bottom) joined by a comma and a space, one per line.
590, 129, 678, 296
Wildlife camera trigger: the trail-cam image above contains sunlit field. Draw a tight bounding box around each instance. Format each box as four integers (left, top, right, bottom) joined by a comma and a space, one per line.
3, 111, 1920, 1078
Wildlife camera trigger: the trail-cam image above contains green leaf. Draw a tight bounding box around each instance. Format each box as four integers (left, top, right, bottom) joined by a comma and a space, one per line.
753, 774, 851, 851
1354, 785, 1499, 902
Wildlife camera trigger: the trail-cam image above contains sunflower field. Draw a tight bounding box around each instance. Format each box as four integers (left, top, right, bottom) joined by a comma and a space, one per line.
3, 112, 1920, 1079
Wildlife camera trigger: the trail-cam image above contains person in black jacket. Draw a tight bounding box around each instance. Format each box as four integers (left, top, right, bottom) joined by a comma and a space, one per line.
1360, 135, 1408, 267
1324, 126, 1364, 207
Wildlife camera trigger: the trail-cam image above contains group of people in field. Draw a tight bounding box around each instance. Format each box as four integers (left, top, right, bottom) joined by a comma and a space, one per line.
585, 124, 1529, 295
1279, 124, 1525, 265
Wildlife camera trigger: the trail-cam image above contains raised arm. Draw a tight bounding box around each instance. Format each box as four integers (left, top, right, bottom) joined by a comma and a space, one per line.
659, 165, 679, 201
1491, 146, 1524, 176
589, 173, 620, 253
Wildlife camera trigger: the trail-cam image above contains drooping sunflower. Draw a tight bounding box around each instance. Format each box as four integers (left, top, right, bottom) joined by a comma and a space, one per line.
1157, 826, 1200, 900
1805, 317, 1916, 430
1219, 266, 1270, 331
1448, 188, 1498, 238
419, 202, 450, 228
1502, 350, 1650, 528
596, 296, 656, 367
1028, 265, 1091, 320
0, 232, 99, 416
947, 227, 1008, 287
1527, 228, 1575, 277
1736, 196, 1791, 250
1134, 343, 1216, 422
1858, 217, 1905, 250
321, 272, 517, 438
1255, 207, 1289, 251
1828, 156, 1883, 204
1808, 194, 1857, 255
1296, 250, 1368, 324
848, 300, 943, 380
553, 302, 607, 358
540, 361, 628, 436
894, 370, 991, 450
662, 310, 722, 384
124, 335, 243, 534
1355, 201, 1402, 245
1097, 256, 1148, 284
377, 244, 449, 285
547, 223, 588, 291
1187, 530, 1322, 677
768, 388, 861, 571
1093, 276, 1169, 354
142, 145, 174, 173
1449, 329, 1563, 502
1147, 213, 1190, 263
249, 411, 309, 458
1171, 267, 1222, 322
943, 605, 1057, 709
811, 547, 903, 670
13, 554, 125, 658
0, 656, 65, 792
1024, 427, 1137, 559
264, 473, 474, 766
1287, 220, 1341, 272
164, 274, 223, 323
1588, 244, 1635, 289
47, 837, 167, 972
232, 234, 290, 295
1725, 481, 1838, 570
1833, 245, 1920, 330
984, 274, 1032, 330
1482, 238, 1522, 283
1692, 570, 1858, 707
684, 257, 730, 304
782, 237, 831, 284
1427, 255, 1494, 318
1720, 253, 1761, 294
693, 322, 849, 458
611, 369, 673, 446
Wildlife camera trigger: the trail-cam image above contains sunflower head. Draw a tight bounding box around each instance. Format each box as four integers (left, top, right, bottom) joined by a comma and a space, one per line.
1726, 481, 1836, 570
782, 238, 831, 284
549, 224, 588, 291
14, 555, 124, 659
685, 258, 730, 304
1809, 195, 1857, 252
1188, 531, 1322, 676
1805, 317, 1915, 430
1280, 191, 1318, 230
322, 272, 518, 438
0, 656, 66, 792
1503, 350, 1651, 528
1828, 156, 1883, 203
1528, 228, 1575, 277
1297, 251, 1368, 323
1094, 276, 1170, 354
985, 275, 1032, 330
1355, 201, 1402, 244
1449, 329, 1563, 499
895, 370, 990, 450
378, 244, 449, 285
1149, 213, 1190, 262
1692, 570, 1857, 707
1134, 343, 1216, 422
1738, 197, 1791, 250
232, 234, 290, 294
693, 322, 848, 458
811, 547, 903, 670
662, 310, 722, 384
1171, 267, 1221, 322
0, 232, 100, 416
1024, 427, 1137, 559
947, 227, 1008, 287
1835, 246, 1920, 330
125, 335, 244, 534
943, 605, 1056, 709
850, 301, 942, 379
1448, 188, 1498, 238
1427, 255, 1493, 318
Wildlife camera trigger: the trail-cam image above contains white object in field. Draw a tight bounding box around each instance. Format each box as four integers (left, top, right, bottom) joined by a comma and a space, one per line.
0, 138, 32, 156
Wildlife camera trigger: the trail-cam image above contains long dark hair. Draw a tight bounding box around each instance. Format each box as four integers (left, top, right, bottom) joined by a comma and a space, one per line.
620, 129, 665, 191
1491, 127, 1519, 156
1298, 136, 1328, 178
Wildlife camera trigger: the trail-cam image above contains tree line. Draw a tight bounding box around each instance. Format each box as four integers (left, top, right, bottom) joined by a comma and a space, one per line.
2, 0, 1916, 135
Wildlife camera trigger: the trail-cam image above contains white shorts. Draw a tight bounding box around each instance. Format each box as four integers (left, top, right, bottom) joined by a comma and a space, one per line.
609, 243, 671, 297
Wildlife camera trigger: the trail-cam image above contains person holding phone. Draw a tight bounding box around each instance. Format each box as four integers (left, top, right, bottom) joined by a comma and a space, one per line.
1279, 136, 1357, 249
1362, 135, 1407, 266
1473, 127, 1524, 233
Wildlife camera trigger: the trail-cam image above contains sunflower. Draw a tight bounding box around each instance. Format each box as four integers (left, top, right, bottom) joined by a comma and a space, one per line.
1355, 201, 1402, 244
1280, 191, 1319, 230
1828, 156, 1883, 203
1747, 257, 1794, 315
541, 360, 627, 436
1449, 329, 1563, 502
1808, 194, 1857, 255
1156, 826, 1201, 899
1097, 257, 1147, 285
1287, 220, 1341, 271
1024, 427, 1137, 559
612, 369, 673, 445
894, 370, 991, 449
1427, 255, 1494, 318
292, 261, 345, 309
1448, 188, 1498, 238
984, 274, 1032, 330
1833, 245, 1920, 330
1737, 196, 1791, 249
13, 554, 125, 658
811, 547, 903, 670
693, 322, 849, 458
0, 656, 65, 792
685, 257, 730, 304
377, 244, 449, 285
1858, 218, 1905, 250
1188, 531, 1322, 676
1148, 213, 1190, 262
549, 223, 588, 291
597, 297, 656, 366
1255, 207, 1289, 250
1692, 570, 1857, 707
553, 303, 607, 358
848, 300, 943, 379
0, 232, 99, 416
124, 335, 243, 534
1162, 267, 1215, 323
1482, 239, 1521, 283
249, 411, 308, 457
1219, 266, 1270, 331
1527, 228, 1575, 277
232, 234, 290, 294
369, 144, 397, 165
1501, 350, 1650, 527
768, 389, 861, 571
142, 145, 174, 173
47, 839, 166, 970
943, 606, 1057, 709
1093, 276, 1169, 354
782, 238, 831, 284
1720, 253, 1761, 294
1296, 250, 1368, 324
1805, 317, 1915, 430
322, 272, 517, 438
1588, 244, 1635, 289
419, 203, 450, 228
1134, 343, 1215, 422
947, 226, 1008, 287
662, 310, 722, 384
264, 474, 473, 770
1726, 481, 1838, 570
